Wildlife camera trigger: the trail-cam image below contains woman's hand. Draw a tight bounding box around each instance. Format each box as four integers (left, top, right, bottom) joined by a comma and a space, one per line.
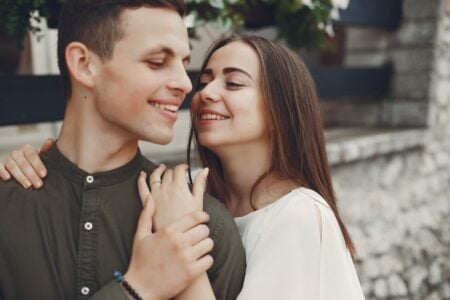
137, 167, 216, 300
138, 164, 209, 231
0, 139, 53, 188
126, 185, 214, 300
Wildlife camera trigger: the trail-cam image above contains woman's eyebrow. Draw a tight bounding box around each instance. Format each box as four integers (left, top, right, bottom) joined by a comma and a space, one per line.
201, 67, 254, 81
223, 67, 253, 81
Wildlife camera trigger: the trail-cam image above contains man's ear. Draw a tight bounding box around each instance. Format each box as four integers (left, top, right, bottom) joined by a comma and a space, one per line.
65, 42, 97, 89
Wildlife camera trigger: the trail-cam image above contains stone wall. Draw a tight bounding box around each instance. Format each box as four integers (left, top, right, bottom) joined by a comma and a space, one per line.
333, 147, 449, 299
332, 0, 450, 298
340, 0, 444, 128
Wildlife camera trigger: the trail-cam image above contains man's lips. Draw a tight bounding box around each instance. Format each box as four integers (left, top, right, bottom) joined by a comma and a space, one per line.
148, 100, 180, 113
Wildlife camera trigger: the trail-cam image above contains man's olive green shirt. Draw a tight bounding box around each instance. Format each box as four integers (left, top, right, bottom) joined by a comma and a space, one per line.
0, 145, 245, 300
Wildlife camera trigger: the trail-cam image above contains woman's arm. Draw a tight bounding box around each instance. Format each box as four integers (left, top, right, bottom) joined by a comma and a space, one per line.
175, 273, 215, 300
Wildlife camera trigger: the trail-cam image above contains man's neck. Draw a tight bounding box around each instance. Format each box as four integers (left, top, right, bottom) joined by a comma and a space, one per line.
56, 98, 139, 174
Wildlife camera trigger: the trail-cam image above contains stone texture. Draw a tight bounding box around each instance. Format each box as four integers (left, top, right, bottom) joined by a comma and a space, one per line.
373, 278, 389, 298
403, 0, 440, 20
391, 48, 435, 73
391, 73, 431, 100
387, 274, 408, 296
393, 20, 437, 46
382, 101, 429, 127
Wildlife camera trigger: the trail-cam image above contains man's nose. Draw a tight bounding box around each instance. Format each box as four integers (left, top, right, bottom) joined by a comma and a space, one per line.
168, 66, 193, 94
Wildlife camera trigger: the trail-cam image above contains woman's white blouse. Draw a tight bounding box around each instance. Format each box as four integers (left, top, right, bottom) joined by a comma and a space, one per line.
234, 187, 365, 300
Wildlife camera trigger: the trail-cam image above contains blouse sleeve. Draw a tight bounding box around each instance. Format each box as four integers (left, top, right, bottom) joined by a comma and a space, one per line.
236, 194, 365, 300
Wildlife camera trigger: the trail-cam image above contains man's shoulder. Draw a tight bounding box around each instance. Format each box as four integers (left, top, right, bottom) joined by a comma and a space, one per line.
203, 193, 228, 222
203, 193, 239, 240
139, 155, 159, 173
0, 179, 40, 222
0, 178, 33, 200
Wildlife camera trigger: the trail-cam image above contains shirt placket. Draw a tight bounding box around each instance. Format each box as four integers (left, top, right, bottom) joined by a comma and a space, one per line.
76, 174, 101, 299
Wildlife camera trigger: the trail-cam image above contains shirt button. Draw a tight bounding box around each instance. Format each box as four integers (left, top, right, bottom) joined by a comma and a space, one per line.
81, 286, 90, 295
84, 222, 93, 231
86, 175, 94, 184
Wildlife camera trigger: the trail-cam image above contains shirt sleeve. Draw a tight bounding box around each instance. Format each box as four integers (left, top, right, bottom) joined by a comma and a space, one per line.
90, 280, 128, 300
237, 196, 365, 300
205, 195, 246, 300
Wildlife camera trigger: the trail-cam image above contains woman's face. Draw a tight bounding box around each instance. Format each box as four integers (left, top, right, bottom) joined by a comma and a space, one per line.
191, 41, 269, 150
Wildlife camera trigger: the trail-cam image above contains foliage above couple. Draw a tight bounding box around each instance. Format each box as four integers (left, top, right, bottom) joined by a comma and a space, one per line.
1, 0, 349, 49
0, 0, 63, 42
186, 0, 349, 49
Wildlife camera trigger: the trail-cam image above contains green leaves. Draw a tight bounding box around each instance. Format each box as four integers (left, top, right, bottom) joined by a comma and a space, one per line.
186, 0, 343, 49
0, 0, 64, 43
1, 0, 346, 49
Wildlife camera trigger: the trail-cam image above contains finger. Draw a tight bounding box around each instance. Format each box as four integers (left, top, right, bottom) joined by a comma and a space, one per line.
12, 149, 43, 189
137, 171, 151, 206
183, 224, 210, 246
162, 169, 173, 185
190, 255, 214, 276
0, 162, 11, 181
173, 164, 189, 183
4, 158, 31, 188
192, 168, 209, 207
188, 238, 214, 261
134, 194, 155, 241
39, 138, 54, 154
149, 164, 166, 189
23, 144, 47, 178
168, 211, 209, 233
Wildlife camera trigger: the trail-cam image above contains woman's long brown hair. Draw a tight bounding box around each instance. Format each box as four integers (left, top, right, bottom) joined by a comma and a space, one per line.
187, 35, 356, 258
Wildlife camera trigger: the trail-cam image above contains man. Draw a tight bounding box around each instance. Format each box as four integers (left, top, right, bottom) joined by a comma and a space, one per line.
0, 0, 245, 299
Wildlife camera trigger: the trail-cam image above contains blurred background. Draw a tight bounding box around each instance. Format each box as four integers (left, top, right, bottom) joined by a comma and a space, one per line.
0, 0, 449, 299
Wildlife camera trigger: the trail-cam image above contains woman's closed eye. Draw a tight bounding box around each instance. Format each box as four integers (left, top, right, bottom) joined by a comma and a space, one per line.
226, 81, 244, 89
196, 80, 244, 91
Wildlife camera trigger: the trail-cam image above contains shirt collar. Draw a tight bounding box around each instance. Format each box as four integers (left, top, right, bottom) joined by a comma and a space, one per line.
44, 143, 144, 187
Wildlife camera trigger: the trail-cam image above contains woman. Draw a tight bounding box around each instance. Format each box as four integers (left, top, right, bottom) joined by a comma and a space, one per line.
1, 35, 365, 299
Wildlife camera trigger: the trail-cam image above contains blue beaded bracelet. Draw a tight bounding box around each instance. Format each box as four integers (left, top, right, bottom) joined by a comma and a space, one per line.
114, 271, 142, 300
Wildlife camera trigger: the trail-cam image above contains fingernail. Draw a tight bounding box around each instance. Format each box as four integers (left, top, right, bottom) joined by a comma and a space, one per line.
40, 170, 46, 177
24, 181, 32, 188
204, 167, 209, 175
35, 182, 42, 188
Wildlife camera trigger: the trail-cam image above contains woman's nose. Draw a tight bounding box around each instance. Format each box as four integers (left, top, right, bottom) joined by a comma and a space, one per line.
199, 82, 221, 102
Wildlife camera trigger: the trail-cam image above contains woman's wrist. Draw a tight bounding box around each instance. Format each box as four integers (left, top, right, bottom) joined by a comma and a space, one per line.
121, 270, 164, 300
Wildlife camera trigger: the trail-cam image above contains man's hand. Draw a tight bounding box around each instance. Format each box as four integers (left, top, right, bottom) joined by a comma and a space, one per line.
0, 138, 53, 188
138, 164, 209, 231
125, 191, 214, 300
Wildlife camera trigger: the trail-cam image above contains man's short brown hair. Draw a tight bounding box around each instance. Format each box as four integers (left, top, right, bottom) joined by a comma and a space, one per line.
57, 0, 186, 98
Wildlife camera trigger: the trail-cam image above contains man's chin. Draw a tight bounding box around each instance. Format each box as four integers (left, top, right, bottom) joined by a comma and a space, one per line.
139, 133, 173, 145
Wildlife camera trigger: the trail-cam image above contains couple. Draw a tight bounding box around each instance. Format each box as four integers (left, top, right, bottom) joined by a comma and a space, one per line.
0, 0, 365, 299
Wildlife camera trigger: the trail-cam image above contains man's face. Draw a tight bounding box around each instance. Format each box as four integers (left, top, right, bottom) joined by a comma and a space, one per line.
93, 7, 192, 145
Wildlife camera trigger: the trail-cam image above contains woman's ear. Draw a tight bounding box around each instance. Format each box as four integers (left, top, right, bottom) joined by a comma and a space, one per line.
65, 42, 97, 89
